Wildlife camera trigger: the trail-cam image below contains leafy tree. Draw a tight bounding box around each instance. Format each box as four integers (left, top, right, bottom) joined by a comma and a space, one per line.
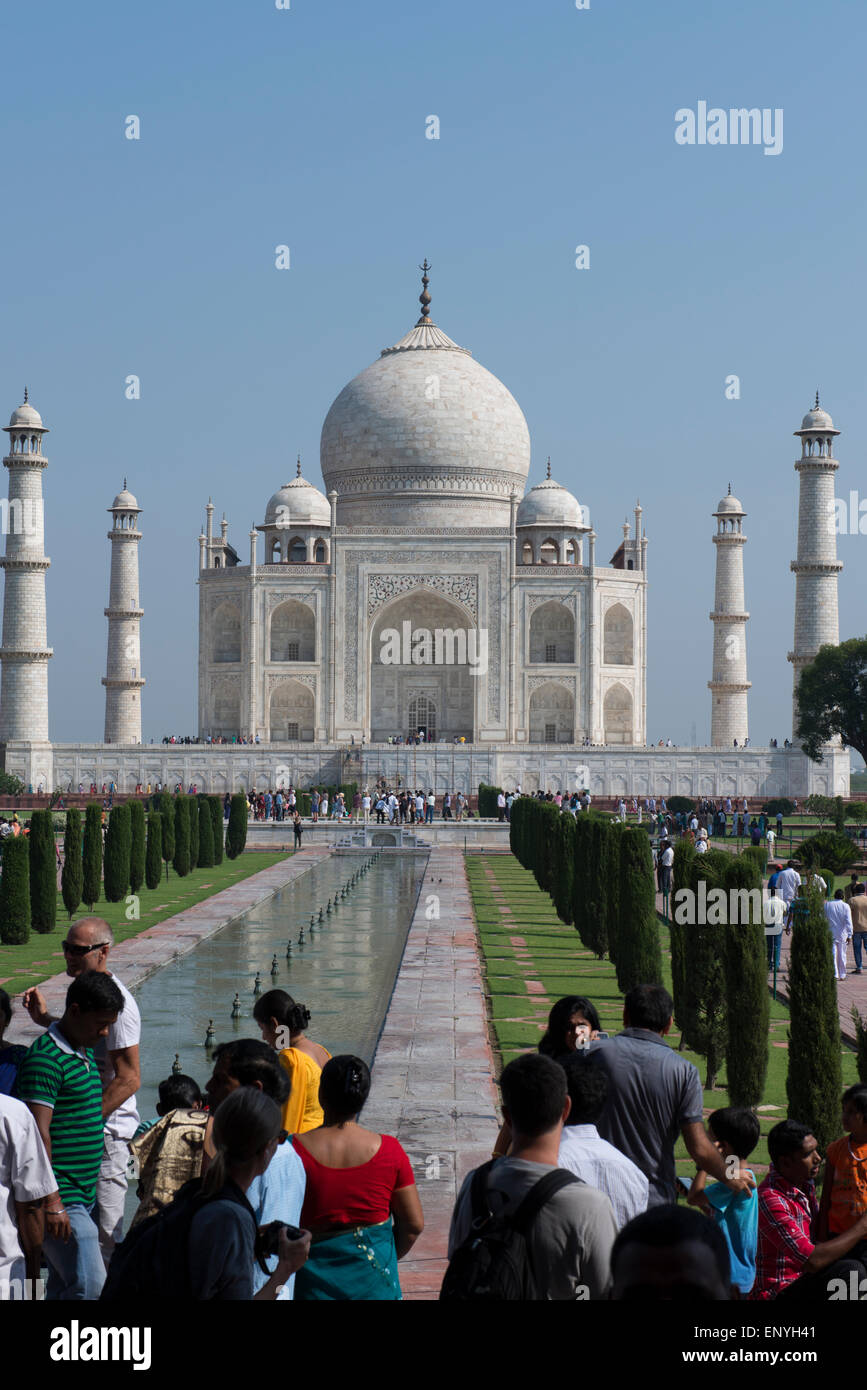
741, 845, 768, 875
796, 637, 867, 763
681, 855, 728, 1088
762, 798, 795, 818
226, 793, 248, 860
128, 799, 146, 894
209, 797, 223, 866
0, 771, 25, 796
82, 804, 103, 908
845, 801, 867, 823
787, 889, 842, 1151
173, 797, 191, 877
615, 828, 662, 994
804, 795, 834, 828
794, 831, 858, 875
145, 812, 163, 890
477, 783, 504, 819
187, 793, 199, 870
197, 797, 215, 868
0, 836, 30, 943
28, 809, 57, 935
103, 804, 132, 903
61, 808, 83, 919
667, 796, 695, 815
723, 855, 769, 1107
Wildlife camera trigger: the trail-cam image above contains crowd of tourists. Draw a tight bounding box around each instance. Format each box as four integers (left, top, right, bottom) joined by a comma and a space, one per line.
2, 921, 865, 1301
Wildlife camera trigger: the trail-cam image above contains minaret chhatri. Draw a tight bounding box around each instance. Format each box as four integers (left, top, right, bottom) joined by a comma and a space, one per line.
788, 394, 842, 741
708, 485, 750, 746
0, 390, 52, 742
102, 482, 145, 744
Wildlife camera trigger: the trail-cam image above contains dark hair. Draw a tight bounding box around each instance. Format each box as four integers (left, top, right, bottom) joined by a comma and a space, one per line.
561, 1054, 608, 1126
319, 1055, 370, 1121
158, 1074, 203, 1112
252, 989, 311, 1034
500, 1053, 566, 1138
0, 987, 11, 1030
65, 972, 124, 1015
212, 1039, 291, 1107
767, 1119, 814, 1167
843, 1084, 867, 1122
538, 996, 601, 1057
623, 984, 673, 1033
707, 1107, 760, 1161
203, 1088, 282, 1198
611, 1205, 730, 1288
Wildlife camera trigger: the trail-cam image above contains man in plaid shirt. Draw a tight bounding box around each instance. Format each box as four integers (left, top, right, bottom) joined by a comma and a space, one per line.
753, 1120, 867, 1300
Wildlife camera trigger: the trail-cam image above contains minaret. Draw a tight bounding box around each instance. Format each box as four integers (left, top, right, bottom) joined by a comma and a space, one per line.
708, 486, 750, 746
0, 391, 52, 742
788, 394, 842, 740
102, 482, 144, 744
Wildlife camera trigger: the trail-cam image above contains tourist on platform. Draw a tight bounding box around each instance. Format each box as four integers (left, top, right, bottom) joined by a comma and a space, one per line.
455, 791, 465, 822
497, 790, 506, 822
609, 1204, 732, 1300
586, 985, 755, 1208
450, 1053, 617, 1299
558, 1055, 648, 1229
21, 919, 141, 1269
686, 1107, 759, 1296
494, 997, 603, 1157
128, 1075, 207, 1228
203, 1039, 307, 1300
752, 1120, 867, 1300
848, 883, 867, 974
253, 990, 331, 1134
293, 811, 303, 849
824, 890, 854, 980
320, 792, 329, 819
426, 790, 436, 824
817, 1085, 867, 1252
311, 789, 320, 822
293, 1055, 423, 1300
18, 972, 124, 1299
189, 1087, 310, 1300
362, 790, 371, 823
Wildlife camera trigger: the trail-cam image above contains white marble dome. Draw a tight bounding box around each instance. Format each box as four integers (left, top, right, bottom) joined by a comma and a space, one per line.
320, 304, 531, 525
715, 492, 743, 514
110, 487, 139, 511
7, 399, 43, 429
517, 476, 585, 528
264, 472, 330, 527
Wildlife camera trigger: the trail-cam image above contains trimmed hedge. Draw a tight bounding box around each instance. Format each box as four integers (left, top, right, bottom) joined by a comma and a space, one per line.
157, 792, 175, 863
723, 855, 769, 1108
129, 799, 146, 895
187, 792, 199, 870
615, 827, 663, 993
209, 797, 223, 865
0, 835, 30, 944
145, 812, 163, 890
61, 809, 83, 920
197, 796, 215, 868
226, 793, 248, 860
103, 804, 132, 903
478, 783, 504, 819
82, 804, 103, 908
173, 797, 191, 877
29, 809, 57, 935
787, 889, 842, 1152
795, 831, 858, 875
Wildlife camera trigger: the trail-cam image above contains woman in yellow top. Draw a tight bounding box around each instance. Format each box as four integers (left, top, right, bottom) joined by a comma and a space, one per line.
254, 989, 332, 1133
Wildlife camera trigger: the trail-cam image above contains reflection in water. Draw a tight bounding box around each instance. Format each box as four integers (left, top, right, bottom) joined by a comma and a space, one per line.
131, 852, 428, 1125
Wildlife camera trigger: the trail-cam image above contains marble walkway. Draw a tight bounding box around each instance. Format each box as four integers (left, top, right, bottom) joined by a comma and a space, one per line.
5, 847, 332, 1046
364, 844, 500, 1301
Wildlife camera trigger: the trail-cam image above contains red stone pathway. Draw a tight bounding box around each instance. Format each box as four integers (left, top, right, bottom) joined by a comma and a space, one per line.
363, 845, 500, 1301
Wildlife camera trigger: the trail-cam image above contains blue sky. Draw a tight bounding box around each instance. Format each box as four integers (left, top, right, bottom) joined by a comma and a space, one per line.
2, 0, 865, 749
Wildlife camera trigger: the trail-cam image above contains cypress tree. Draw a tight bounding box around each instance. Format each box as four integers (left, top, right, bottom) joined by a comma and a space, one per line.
61, 808, 83, 919
187, 793, 199, 870
145, 812, 163, 890
615, 827, 663, 993
226, 793, 248, 860
29, 810, 58, 935
209, 796, 223, 866
603, 820, 623, 965
82, 803, 103, 908
128, 799, 146, 894
571, 814, 592, 947
723, 854, 770, 1108
787, 888, 842, 1151
669, 839, 696, 1038
173, 796, 191, 877
197, 797, 215, 868
681, 855, 728, 1088
0, 835, 30, 943
104, 804, 132, 903
158, 792, 175, 863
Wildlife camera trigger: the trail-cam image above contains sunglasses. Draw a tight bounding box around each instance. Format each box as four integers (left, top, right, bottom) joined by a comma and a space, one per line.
62, 941, 109, 957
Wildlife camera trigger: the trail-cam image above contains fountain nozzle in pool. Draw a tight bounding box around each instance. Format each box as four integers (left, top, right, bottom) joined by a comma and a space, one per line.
270, 954, 279, 977
285, 941, 292, 960
205, 1020, 216, 1049
231, 993, 241, 1018
253, 972, 262, 996
172, 1053, 181, 1075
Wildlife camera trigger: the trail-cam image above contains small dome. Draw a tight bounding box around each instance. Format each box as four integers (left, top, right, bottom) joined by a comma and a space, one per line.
110, 488, 139, 511
264, 473, 331, 527
800, 406, 834, 431
517, 476, 586, 528
7, 400, 43, 429
715, 493, 743, 514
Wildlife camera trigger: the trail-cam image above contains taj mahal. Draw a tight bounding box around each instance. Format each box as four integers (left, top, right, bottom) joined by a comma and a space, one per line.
0, 267, 851, 800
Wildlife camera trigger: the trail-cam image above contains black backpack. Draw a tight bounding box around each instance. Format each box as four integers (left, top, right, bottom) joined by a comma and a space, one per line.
100, 1177, 255, 1301
440, 1160, 581, 1301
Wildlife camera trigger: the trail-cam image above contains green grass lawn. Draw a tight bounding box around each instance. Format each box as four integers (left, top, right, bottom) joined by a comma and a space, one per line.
0, 850, 290, 996
466, 852, 860, 1177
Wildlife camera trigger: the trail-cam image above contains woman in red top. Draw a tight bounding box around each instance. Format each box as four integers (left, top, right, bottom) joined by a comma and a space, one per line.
292, 1055, 424, 1300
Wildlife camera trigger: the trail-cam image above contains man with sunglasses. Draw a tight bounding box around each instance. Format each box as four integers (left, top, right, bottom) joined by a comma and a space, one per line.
22, 918, 141, 1269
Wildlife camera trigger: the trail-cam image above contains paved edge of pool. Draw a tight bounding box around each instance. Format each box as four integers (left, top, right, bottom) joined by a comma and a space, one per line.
363, 844, 500, 1302
4, 847, 334, 1046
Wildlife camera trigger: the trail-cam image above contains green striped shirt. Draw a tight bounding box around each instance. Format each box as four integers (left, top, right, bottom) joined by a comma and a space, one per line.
17, 1026, 104, 1206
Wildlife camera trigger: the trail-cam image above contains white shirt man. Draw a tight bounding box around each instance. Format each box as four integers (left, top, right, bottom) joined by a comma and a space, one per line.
766, 828, 776, 854
824, 898, 853, 980
558, 1124, 649, 1232
0, 1093, 58, 1291
776, 865, 802, 907
362, 793, 371, 822
695, 837, 708, 855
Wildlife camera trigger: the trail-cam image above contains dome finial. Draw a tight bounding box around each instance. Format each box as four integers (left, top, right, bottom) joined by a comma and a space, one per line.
23, 386, 28, 404
815, 389, 820, 410
728, 481, 731, 495
123, 476, 127, 491
546, 456, 551, 480
418, 259, 432, 321
297, 454, 302, 478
